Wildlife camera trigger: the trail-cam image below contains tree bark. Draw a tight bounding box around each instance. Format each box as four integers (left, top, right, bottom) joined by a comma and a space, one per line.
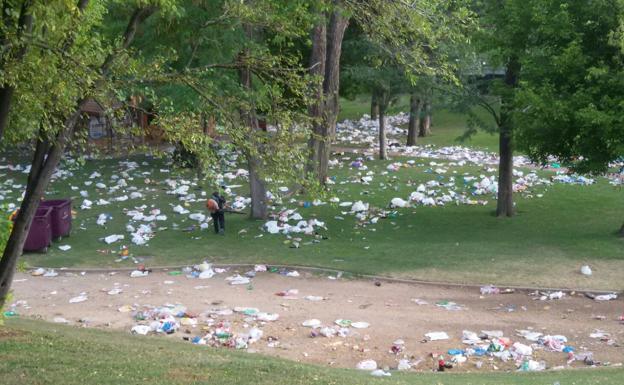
618, 222, 624, 237
316, 7, 348, 184
407, 92, 421, 146
322, 9, 348, 139
239, 25, 267, 219
424, 101, 432, 134
496, 56, 520, 218
378, 100, 387, 160
306, 22, 327, 178
418, 100, 431, 137
371, 93, 379, 120
26, 128, 50, 189
496, 122, 514, 217
248, 156, 267, 219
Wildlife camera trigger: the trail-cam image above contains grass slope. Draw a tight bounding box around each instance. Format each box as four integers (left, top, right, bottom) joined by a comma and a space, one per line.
1, 318, 622, 385
12, 154, 623, 290
2, 97, 622, 289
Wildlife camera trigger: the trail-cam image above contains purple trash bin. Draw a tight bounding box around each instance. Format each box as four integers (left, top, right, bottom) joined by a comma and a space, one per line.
39, 199, 72, 239
22, 207, 53, 252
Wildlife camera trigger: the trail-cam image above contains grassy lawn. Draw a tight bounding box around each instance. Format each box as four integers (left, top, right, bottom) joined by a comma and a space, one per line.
4, 151, 621, 290
1, 318, 622, 385
339, 94, 500, 151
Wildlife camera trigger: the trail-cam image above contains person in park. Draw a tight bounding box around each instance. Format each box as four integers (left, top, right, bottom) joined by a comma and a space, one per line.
206, 191, 227, 234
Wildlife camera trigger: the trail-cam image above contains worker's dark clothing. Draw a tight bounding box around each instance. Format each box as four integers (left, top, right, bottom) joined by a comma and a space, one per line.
209, 194, 226, 234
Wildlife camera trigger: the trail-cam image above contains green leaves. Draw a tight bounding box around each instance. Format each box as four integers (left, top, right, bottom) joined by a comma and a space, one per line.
514, 0, 624, 173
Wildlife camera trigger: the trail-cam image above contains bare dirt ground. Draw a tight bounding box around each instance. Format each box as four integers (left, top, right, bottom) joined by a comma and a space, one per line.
9, 269, 624, 373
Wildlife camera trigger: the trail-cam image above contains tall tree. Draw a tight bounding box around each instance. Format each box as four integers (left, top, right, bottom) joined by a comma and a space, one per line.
376, 89, 392, 160
308, 1, 349, 184
513, 0, 624, 234
406, 91, 421, 146
0, 0, 171, 308
451, 1, 533, 217
131, 0, 318, 219
341, 29, 407, 160
238, 24, 268, 219
370, 92, 379, 120
342, 0, 473, 151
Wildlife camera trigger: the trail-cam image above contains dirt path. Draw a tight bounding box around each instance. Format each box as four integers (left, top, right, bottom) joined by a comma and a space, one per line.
9, 269, 623, 373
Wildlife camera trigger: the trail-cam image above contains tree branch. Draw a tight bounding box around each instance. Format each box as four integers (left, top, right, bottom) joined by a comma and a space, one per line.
100, 6, 157, 76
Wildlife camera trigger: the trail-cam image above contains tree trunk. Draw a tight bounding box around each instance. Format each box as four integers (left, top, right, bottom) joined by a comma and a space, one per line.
496, 123, 514, 217
496, 56, 520, 218
424, 101, 432, 134
407, 92, 421, 146
306, 22, 327, 178
239, 24, 267, 219
0, 111, 80, 308
0, 87, 15, 141
378, 101, 387, 160
371, 93, 379, 120
316, 8, 348, 184
248, 156, 267, 219
618, 222, 624, 237
322, 9, 348, 139
418, 100, 431, 137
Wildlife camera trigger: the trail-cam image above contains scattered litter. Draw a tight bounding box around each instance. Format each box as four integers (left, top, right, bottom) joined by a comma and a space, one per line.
517, 330, 543, 342
436, 300, 464, 311
480, 285, 500, 295
356, 359, 377, 371
397, 359, 411, 371
131, 325, 151, 335
69, 294, 88, 303
351, 321, 370, 329
425, 331, 449, 341
103, 234, 124, 244
536, 291, 565, 301
580, 265, 592, 276
370, 369, 391, 377
589, 330, 610, 339
595, 293, 617, 301
519, 360, 546, 371
302, 319, 322, 328
225, 275, 250, 285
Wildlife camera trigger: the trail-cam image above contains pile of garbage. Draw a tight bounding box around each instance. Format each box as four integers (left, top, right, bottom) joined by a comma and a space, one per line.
427, 329, 588, 372
302, 318, 370, 339
263, 209, 327, 236
130, 305, 183, 335
336, 113, 409, 146
127, 264, 303, 352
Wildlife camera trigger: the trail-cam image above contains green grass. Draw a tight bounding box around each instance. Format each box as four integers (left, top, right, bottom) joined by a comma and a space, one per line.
1, 318, 622, 385
338, 94, 500, 151
7, 153, 623, 290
